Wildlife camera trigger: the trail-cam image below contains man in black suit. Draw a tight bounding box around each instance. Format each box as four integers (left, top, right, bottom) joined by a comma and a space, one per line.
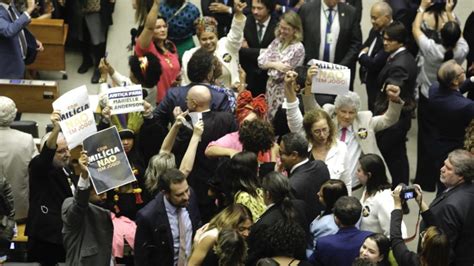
358, 1, 392, 111
173, 85, 238, 222
134, 168, 201, 266
299, 0, 362, 104
27, 111, 78, 265
384, 0, 419, 56
374, 21, 416, 188
417, 150, 474, 265
279, 132, 330, 221
239, 0, 278, 96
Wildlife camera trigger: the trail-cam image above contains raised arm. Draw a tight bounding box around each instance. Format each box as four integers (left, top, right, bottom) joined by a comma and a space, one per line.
62, 152, 91, 230
301, 65, 321, 112
371, 85, 403, 132
160, 109, 188, 154
137, 0, 159, 50
224, 1, 247, 54
412, 0, 430, 43
179, 120, 204, 177
283, 71, 304, 133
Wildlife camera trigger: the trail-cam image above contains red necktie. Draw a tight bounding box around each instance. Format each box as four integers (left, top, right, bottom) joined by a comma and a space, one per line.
340, 127, 347, 142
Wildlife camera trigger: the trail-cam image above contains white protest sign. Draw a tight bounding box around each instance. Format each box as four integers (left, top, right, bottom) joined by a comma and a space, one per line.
52, 85, 97, 149
308, 59, 351, 96
107, 85, 144, 115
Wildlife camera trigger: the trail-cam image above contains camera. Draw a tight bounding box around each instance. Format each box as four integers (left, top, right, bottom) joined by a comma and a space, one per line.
399, 184, 417, 200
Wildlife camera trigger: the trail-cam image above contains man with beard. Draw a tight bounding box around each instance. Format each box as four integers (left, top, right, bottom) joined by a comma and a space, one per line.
26, 111, 78, 265
134, 168, 201, 266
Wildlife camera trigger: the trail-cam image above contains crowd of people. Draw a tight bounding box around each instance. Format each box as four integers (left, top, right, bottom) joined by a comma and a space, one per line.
0, 0, 473, 265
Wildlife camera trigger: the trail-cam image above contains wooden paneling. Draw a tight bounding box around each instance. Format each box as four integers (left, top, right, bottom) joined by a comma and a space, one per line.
0, 79, 59, 113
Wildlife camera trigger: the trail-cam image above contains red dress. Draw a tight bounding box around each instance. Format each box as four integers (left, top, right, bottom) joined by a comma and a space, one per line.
135, 41, 181, 103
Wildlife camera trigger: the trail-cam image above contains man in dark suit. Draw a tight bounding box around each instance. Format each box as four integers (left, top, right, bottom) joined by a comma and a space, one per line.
173, 85, 238, 222
0, 0, 41, 78
62, 152, 113, 266
419, 150, 474, 265
374, 21, 416, 188
279, 132, 330, 221
299, 0, 362, 103
27, 111, 78, 265
427, 61, 474, 192
309, 196, 373, 265
134, 168, 201, 266
239, 0, 277, 96
358, 1, 392, 111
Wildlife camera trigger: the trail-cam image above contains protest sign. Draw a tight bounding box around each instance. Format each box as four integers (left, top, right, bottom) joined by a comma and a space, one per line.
52, 85, 97, 149
83, 126, 136, 194
107, 85, 144, 115
308, 59, 351, 96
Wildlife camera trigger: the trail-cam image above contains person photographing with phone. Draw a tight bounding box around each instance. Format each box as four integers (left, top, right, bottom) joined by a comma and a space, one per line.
390, 149, 474, 266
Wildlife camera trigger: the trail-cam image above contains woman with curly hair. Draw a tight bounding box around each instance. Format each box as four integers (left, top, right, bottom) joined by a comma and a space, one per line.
256, 220, 311, 265
189, 204, 253, 266
205, 118, 276, 163
286, 107, 350, 193
135, 0, 181, 104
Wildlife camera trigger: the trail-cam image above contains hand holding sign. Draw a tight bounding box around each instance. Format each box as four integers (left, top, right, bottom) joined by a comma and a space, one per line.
78, 151, 89, 179
50, 110, 61, 130
307, 59, 350, 96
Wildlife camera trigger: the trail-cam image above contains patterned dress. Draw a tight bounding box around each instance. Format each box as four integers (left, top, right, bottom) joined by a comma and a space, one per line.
258, 38, 305, 121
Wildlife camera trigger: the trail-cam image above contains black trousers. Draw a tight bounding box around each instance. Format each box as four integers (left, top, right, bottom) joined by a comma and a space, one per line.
376, 111, 412, 188
414, 94, 439, 192
27, 237, 65, 266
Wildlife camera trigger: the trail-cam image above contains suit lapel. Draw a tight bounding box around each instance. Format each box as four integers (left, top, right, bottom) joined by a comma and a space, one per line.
246, 17, 259, 47
313, 1, 321, 49
158, 195, 175, 253
429, 184, 462, 208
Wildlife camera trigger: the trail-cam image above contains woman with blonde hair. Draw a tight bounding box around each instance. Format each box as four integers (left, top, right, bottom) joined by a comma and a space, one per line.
188, 204, 253, 266
258, 11, 305, 121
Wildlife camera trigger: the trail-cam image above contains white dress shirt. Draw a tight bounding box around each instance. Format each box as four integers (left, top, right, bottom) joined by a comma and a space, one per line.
319, 2, 340, 62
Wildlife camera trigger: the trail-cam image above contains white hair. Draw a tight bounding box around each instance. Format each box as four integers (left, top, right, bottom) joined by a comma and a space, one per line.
334, 91, 361, 111
0, 96, 17, 127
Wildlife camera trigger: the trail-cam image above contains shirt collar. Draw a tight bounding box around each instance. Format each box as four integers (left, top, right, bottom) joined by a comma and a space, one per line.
290, 158, 309, 174
389, 47, 406, 59
0, 2, 9, 9
339, 124, 353, 133
257, 15, 271, 28
164, 195, 179, 215
321, 1, 338, 12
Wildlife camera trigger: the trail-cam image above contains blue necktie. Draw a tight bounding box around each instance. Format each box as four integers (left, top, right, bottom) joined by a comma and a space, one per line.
323, 8, 334, 62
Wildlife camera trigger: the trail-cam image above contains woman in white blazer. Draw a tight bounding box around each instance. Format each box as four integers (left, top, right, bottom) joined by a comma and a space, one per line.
182, 1, 247, 88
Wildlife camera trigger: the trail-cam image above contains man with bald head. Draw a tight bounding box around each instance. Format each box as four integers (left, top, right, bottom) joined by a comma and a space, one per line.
26, 110, 79, 265
359, 1, 392, 111
174, 85, 238, 221
428, 60, 474, 192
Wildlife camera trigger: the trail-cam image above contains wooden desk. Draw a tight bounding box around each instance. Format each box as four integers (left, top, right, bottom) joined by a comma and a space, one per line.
0, 79, 59, 113
26, 19, 68, 72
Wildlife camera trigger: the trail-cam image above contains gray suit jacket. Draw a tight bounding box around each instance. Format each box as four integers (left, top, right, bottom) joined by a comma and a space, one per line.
0, 127, 38, 220
62, 185, 113, 266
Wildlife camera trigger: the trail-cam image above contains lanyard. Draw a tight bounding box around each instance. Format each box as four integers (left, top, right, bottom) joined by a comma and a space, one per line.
323, 8, 336, 29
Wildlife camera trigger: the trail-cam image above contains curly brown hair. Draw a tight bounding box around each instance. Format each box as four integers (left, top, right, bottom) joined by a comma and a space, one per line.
302, 108, 336, 149
239, 120, 274, 154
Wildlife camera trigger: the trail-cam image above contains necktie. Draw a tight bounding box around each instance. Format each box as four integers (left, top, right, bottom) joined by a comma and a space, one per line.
340, 127, 347, 142
323, 8, 334, 62
257, 22, 264, 43
177, 208, 187, 266
8, 6, 27, 58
